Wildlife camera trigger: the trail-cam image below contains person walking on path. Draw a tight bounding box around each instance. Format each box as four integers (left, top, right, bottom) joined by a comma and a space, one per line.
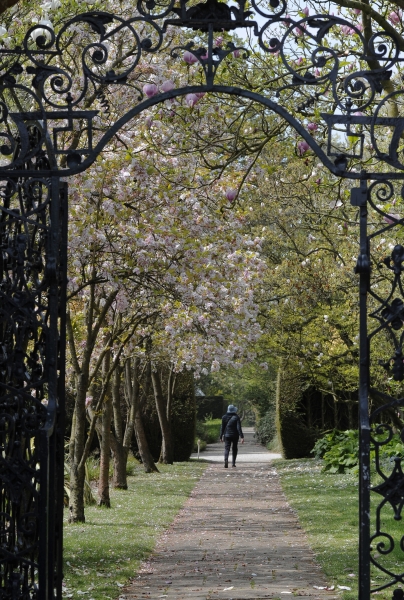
220, 404, 244, 468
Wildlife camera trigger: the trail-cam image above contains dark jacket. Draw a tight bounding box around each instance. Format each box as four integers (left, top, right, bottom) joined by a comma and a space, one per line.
220, 412, 244, 440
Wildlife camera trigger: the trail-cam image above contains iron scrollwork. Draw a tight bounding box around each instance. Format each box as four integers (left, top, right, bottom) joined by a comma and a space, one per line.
0, 127, 67, 598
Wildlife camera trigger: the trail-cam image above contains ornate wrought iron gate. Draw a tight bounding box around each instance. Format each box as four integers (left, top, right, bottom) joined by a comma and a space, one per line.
0, 167, 67, 597
0, 2, 403, 598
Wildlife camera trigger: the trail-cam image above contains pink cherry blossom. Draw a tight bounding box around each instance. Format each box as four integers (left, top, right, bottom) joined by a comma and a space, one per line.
384, 213, 401, 224
295, 24, 306, 36
297, 140, 310, 155
215, 36, 223, 46
161, 80, 175, 93
185, 93, 199, 107
143, 83, 158, 98
233, 49, 241, 58
183, 51, 198, 64
307, 122, 318, 132
225, 188, 238, 202
341, 24, 355, 35
195, 92, 205, 100
283, 14, 291, 26
353, 7, 361, 14
388, 10, 402, 24
302, 6, 309, 16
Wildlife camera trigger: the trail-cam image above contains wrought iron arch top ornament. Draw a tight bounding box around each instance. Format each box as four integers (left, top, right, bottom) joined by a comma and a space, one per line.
0, 2, 403, 179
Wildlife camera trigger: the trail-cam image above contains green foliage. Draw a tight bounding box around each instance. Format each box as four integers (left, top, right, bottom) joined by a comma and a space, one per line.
195, 418, 222, 450
316, 430, 359, 474
312, 429, 404, 474
255, 409, 276, 446
199, 363, 276, 423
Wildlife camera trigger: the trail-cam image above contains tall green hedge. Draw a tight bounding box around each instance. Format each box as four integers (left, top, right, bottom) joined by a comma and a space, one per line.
139, 368, 196, 462
276, 365, 317, 459
171, 370, 196, 461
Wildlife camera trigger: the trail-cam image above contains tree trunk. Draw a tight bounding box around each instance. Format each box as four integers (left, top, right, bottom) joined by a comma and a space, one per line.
333, 396, 339, 429
98, 350, 112, 507
124, 358, 159, 473
348, 400, 353, 429
321, 393, 325, 430
112, 365, 128, 489
68, 372, 89, 523
151, 367, 174, 464
70, 408, 76, 464
69, 462, 86, 523
0, 0, 19, 16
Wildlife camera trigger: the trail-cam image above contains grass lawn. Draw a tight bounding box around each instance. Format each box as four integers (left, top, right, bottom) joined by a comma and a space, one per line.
63, 461, 206, 600
276, 458, 404, 600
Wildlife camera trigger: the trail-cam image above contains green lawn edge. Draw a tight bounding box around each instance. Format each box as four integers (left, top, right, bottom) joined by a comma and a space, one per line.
63, 461, 207, 600
275, 457, 404, 600
275, 457, 359, 600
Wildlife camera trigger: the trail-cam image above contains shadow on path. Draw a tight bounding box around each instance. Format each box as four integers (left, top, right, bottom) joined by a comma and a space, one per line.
122, 432, 336, 600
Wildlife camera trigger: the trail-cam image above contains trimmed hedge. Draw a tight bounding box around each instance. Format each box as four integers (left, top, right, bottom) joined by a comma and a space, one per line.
171, 371, 196, 461
276, 365, 317, 459
138, 368, 196, 462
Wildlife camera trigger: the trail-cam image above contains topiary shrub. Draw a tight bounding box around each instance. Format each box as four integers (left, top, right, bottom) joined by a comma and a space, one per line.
276, 365, 318, 459
255, 409, 276, 446
171, 370, 196, 461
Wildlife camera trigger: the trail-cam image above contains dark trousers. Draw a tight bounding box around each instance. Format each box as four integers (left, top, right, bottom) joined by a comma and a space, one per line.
224, 436, 239, 465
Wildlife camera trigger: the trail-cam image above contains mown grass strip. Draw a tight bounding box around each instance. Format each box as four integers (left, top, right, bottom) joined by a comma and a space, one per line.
276, 458, 359, 600
63, 461, 206, 600
276, 457, 404, 600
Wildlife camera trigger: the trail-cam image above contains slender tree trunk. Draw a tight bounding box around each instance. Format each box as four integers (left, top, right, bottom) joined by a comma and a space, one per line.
333, 396, 338, 429
70, 408, 76, 464
348, 400, 353, 429
152, 367, 174, 464
0, 0, 19, 16
112, 365, 128, 489
69, 372, 89, 523
321, 393, 325, 430
124, 358, 159, 473
69, 463, 86, 523
98, 350, 112, 507
306, 393, 312, 428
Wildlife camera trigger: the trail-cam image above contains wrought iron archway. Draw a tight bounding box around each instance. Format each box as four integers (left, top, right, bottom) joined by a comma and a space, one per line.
0, 2, 404, 599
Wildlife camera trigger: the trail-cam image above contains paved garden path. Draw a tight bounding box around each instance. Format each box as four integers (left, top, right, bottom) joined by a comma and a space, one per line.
122, 430, 337, 600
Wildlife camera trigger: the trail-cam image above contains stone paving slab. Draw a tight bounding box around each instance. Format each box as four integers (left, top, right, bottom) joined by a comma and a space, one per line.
122, 453, 337, 600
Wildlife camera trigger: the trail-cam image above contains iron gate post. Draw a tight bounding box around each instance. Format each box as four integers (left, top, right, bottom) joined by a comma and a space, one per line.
0, 169, 67, 599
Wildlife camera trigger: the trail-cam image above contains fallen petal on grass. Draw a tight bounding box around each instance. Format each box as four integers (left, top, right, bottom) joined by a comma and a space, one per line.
338, 585, 352, 590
